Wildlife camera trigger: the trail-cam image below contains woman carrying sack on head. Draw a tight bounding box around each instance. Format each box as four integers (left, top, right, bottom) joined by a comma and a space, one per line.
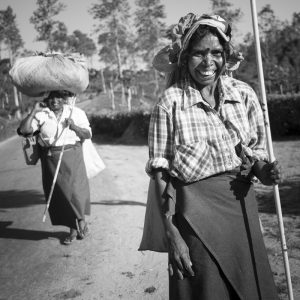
139, 13, 281, 299
18, 90, 91, 245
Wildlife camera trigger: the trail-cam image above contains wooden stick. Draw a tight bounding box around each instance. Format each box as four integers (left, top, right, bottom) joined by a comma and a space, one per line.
250, 1, 294, 299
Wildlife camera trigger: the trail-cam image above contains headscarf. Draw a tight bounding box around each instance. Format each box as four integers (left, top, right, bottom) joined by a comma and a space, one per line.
43, 90, 75, 103
153, 13, 243, 75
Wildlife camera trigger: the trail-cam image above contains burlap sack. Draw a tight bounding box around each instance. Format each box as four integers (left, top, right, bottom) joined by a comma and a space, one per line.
9, 52, 89, 97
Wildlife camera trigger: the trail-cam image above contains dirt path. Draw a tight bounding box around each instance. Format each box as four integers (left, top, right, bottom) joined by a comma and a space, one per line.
1, 134, 300, 300
0, 136, 167, 300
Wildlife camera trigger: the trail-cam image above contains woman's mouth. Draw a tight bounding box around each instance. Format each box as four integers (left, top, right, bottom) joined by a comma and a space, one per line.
200, 70, 215, 76
196, 69, 216, 79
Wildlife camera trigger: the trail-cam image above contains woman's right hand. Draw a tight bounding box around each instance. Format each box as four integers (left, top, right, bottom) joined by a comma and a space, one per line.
166, 218, 195, 280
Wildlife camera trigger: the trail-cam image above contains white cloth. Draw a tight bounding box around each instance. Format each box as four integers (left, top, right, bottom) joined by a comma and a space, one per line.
82, 139, 106, 178
31, 105, 91, 147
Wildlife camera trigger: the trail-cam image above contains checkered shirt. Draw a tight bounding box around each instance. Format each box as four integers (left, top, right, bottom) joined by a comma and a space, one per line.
146, 75, 269, 183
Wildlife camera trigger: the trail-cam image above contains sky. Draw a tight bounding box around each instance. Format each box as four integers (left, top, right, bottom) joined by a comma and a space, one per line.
0, 0, 299, 68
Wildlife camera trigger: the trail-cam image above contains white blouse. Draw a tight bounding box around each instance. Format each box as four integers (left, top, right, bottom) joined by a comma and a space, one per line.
31, 105, 91, 147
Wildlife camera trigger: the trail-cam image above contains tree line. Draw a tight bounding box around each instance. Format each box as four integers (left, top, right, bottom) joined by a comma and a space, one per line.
0, 0, 300, 118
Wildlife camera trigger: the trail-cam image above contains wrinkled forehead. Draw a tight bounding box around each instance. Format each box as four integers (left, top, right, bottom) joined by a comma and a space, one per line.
189, 32, 224, 51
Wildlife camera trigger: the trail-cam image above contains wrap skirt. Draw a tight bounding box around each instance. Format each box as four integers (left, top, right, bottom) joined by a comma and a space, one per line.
40, 142, 90, 229
140, 170, 279, 300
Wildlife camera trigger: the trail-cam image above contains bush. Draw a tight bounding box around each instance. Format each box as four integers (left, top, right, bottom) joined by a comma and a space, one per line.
88, 110, 151, 139
267, 94, 300, 137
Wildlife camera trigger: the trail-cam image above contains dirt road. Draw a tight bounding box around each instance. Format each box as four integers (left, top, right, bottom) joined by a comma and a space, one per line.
0, 136, 168, 300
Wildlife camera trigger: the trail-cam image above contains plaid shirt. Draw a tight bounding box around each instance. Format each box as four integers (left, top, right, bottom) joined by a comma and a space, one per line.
146, 75, 268, 183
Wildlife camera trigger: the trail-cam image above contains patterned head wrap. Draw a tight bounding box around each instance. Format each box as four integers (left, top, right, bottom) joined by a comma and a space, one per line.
153, 13, 243, 74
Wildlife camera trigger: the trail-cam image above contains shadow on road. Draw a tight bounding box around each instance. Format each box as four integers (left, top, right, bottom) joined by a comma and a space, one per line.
92, 200, 146, 206
0, 221, 65, 241
0, 190, 45, 209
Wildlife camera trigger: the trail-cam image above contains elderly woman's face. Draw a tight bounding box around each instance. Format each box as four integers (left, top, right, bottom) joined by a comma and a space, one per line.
188, 32, 224, 87
46, 96, 64, 112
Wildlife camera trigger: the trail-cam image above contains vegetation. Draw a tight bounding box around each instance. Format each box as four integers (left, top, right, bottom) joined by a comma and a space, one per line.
84, 92, 300, 143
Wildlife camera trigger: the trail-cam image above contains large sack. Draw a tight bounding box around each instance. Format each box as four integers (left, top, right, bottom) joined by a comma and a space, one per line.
9, 52, 89, 97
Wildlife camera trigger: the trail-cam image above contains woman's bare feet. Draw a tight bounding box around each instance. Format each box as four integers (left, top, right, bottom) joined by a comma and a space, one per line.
77, 219, 89, 240
63, 228, 77, 245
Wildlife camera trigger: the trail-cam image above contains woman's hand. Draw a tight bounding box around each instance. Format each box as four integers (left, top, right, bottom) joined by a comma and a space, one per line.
65, 118, 91, 140
18, 102, 46, 136
166, 217, 195, 280
64, 118, 75, 130
253, 160, 282, 186
32, 101, 46, 114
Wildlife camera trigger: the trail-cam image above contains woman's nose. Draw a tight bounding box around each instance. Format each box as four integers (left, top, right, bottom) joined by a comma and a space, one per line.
202, 53, 213, 65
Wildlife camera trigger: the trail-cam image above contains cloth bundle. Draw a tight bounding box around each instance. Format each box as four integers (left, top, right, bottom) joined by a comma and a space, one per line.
82, 139, 106, 179
9, 52, 89, 97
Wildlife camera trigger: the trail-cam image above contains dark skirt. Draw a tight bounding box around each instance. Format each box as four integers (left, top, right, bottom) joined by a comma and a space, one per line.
40, 143, 90, 229
169, 170, 279, 300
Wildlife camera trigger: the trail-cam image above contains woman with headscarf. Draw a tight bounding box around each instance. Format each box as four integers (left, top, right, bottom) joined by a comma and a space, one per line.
140, 13, 281, 299
18, 90, 91, 245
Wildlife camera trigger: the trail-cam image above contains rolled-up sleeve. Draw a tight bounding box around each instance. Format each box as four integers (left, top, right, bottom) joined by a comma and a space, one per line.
247, 91, 269, 162
73, 107, 92, 136
146, 104, 174, 176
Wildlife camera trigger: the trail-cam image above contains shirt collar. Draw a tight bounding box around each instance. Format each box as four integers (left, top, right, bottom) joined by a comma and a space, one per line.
219, 76, 242, 104
181, 75, 241, 110
181, 74, 206, 109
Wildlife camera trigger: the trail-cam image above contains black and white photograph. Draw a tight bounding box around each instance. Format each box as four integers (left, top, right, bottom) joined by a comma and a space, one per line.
0, 0, 299, 299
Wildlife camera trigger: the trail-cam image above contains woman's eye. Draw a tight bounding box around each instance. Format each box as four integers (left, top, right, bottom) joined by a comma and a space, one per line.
192, 52, 203, 57
211, 50, 223, 57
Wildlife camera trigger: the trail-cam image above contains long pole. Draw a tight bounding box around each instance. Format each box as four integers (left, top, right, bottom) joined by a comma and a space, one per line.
42, 143, 66, 222
250, 1, 294, 299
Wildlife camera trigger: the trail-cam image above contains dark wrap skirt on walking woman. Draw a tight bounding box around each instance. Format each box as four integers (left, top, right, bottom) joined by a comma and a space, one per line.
39, 142, 90, 230
139, 169, 279, 300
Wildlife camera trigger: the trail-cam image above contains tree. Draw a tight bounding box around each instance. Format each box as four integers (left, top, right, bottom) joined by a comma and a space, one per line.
67, 30, 97, 58
51, 22, 69, 52
134, 0, 166, 61
237, 6, 300, 94
275, 13, 300, 92
90, 0, 134, 107
30, 0, 66, 51
134, 0, 166, 96
210, 0, 242, 23
89, 0, 133, 79
0, 6, 23, 57
0, 6, 24, 119
210, 0, 243, 41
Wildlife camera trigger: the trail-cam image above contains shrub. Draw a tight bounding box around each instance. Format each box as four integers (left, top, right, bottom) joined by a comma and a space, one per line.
88, 94, 300, 142
267, 94, 300, 137
88, 110, 151, 139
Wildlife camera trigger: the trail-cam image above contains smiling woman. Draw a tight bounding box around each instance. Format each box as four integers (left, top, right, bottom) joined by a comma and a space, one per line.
140, 12, 282, 300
